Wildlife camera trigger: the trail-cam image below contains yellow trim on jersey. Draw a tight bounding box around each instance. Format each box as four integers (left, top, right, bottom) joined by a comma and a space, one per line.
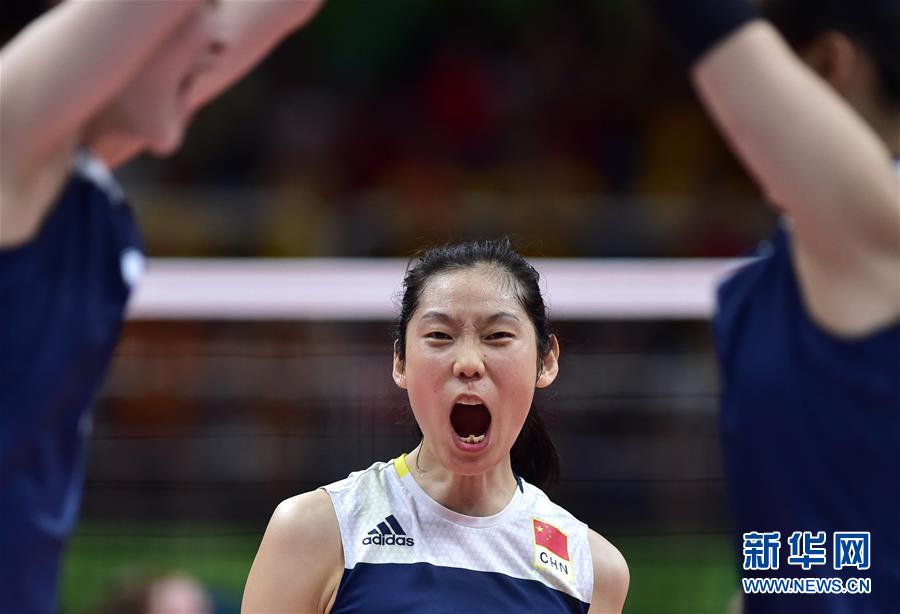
394, 454, 410, 478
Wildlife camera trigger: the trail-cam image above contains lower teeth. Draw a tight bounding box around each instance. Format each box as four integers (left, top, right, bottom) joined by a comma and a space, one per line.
461, 434, 485, 444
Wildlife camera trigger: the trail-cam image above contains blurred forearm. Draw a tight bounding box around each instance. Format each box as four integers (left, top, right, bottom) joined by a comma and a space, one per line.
105, 0, 326, 169
693, 22, 898, 256
189, 0, 326, 109
644, 0, 899, 258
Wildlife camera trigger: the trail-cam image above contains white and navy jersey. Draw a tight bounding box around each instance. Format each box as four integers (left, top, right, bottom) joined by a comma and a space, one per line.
323, 455, 594, 613
0, 150, 143, 614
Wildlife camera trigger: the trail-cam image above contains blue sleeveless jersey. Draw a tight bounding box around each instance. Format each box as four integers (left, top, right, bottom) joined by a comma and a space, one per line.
714, 224, 900, 613
0, 152, 143, 613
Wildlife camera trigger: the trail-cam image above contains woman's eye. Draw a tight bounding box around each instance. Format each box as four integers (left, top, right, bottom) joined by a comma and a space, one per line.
486, 331, 513, 340
425, 332, 452, 340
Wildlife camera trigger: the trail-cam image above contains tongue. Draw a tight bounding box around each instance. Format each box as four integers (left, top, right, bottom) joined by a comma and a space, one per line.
451, 403, 491, 437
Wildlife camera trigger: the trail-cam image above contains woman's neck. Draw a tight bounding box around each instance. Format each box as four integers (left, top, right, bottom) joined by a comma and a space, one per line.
406, 443, 519, 517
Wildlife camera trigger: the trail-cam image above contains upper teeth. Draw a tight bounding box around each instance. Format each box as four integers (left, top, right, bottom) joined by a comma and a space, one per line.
461, 434, 485, 444
458, 399, 482, 405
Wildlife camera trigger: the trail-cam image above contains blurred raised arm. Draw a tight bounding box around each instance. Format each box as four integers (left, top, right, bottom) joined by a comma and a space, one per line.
693, 22, 898, 267
0, 0, 203, 175
645, 2, 900, 334
101, 0, 327, 169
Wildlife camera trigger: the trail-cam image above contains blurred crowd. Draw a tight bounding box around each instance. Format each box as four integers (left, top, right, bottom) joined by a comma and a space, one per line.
100, 0, 778, 258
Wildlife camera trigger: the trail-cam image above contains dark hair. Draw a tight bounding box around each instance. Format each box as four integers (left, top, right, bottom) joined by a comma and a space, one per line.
761, 0, 900, 106
394, 239, 560, 488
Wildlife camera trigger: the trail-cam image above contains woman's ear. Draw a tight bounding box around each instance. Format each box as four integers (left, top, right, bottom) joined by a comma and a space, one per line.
536, 335, 560, 389
392, 340, 407, 389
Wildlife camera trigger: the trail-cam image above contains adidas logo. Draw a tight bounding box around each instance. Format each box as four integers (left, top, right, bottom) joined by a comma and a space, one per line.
361, 514, 415, 547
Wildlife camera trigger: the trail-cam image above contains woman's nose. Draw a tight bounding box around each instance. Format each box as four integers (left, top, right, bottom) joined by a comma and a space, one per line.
453, 343, 485, 379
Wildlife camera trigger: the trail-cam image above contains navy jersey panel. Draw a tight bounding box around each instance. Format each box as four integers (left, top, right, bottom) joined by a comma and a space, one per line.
0, 162, 142, 613
331, 562, 590, 613
714, 226, 900, 613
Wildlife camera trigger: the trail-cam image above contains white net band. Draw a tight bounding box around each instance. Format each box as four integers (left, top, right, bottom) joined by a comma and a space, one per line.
127, 258, 749, 321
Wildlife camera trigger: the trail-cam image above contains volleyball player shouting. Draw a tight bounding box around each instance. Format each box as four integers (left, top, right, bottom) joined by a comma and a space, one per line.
0, 2, 324, 611
645, 0, 899, 611
243, 241, 630, 613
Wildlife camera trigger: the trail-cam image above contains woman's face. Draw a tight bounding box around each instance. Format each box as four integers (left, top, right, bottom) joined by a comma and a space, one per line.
393, 264, 559, 476
107, 1, 226, 155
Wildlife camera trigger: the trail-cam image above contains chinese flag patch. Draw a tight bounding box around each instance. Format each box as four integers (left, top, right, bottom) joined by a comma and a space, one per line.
533, 518, 569, 561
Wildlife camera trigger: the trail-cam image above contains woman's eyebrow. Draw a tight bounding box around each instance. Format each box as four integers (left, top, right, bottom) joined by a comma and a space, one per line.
484, 311, 521, 324
417, 311, 520, 325
418, 310, 452, 324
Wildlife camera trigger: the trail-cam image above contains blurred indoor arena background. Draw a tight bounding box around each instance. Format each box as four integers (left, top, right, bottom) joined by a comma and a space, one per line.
5, 0, 780, 612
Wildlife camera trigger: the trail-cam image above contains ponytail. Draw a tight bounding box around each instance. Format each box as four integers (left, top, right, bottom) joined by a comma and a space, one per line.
510, 404, 559, 489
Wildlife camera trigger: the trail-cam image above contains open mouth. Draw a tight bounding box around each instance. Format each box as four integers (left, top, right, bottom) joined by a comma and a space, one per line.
450, 401, 492, 444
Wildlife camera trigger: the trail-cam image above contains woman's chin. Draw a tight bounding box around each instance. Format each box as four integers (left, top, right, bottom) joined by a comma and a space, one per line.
444, 445, 501, 476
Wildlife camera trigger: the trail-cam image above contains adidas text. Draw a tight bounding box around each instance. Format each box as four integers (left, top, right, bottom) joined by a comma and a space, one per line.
362, 534, 415, 547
